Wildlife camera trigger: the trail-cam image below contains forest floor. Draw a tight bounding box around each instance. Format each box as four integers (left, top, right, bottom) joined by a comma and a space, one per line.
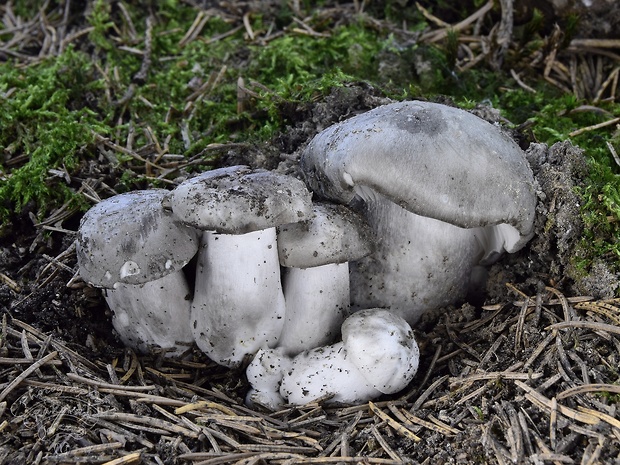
1, 1, 620, 464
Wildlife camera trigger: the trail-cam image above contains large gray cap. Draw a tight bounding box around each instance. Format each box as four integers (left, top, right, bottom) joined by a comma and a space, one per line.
163, 165, 313, 234
77, 189, 199, 288
300, 100, 537, 237
277, 202, 374, 268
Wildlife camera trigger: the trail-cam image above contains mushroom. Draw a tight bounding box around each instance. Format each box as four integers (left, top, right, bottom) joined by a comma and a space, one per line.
278, 308, 419, 405
300, 100, 537, 324
76, 190, 199, 355
276, 202, 373, 355
162, 166, 313, 367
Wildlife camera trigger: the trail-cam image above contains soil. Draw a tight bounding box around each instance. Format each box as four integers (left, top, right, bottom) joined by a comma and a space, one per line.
2, 83, 620, 464
1, 3, 620, 465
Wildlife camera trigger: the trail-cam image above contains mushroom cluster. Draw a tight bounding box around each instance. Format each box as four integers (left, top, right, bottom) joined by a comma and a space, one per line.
160, 166, 314, 367
276, 202, 373, 355
247, 308, 419, 410
76, 189, 199, 355
76, 100, 537, 406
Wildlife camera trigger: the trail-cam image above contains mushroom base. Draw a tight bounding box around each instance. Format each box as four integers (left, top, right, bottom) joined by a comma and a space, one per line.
104, 271, 194, 355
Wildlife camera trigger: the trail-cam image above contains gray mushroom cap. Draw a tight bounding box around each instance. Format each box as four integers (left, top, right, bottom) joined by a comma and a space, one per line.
76, 189, 199, 288
300, 100, 537, 243
277, 203, 374, 268
163, 165, 313, 234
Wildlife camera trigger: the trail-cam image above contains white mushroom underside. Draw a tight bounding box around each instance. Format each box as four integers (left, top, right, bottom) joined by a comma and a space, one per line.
104, 271, 193, 355
191, 228, 286, 367
349, 191, 520, 324
278, 263, 350, 356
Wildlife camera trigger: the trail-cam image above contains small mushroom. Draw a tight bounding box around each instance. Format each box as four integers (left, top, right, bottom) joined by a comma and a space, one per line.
301, 100, 537, 324
276, 202, 373, 355
163, 166, 313, 367
76, 190, 199, 354
279, 308, 419, 405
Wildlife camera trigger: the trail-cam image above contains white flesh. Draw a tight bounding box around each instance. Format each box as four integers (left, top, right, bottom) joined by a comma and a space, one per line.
104, 271, 193, 356
191, 228, 285, 367
279, 342, 381, 405
278, 263, 349, 356
245, 348, 292, 411
350, 192, 483, 325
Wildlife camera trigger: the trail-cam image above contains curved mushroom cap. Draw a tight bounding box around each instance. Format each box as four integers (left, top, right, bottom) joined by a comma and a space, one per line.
277, 203, 374, 268
301, 100, 537, 242
77, 190, 199, 288
341, 309, 419, 394
163, 165, 313, 234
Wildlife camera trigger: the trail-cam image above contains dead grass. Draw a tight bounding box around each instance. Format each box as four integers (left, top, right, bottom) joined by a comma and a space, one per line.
2, 288, 620, 463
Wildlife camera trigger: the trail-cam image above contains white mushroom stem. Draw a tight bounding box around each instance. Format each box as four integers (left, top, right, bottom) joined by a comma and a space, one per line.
192, 228, 286, 367
350, 192, 484, 324
278, 263, 349, 356
279, 342, 382, 405
104, 271, 193, 355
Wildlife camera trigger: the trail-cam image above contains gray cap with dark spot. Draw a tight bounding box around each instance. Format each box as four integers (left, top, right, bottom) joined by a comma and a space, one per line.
77, 189, 199, 288
300, 100, 537, 239
163, 165, 313, 234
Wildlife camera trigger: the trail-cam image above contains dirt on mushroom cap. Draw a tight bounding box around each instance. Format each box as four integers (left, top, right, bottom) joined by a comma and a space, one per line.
163, 166, 313, 234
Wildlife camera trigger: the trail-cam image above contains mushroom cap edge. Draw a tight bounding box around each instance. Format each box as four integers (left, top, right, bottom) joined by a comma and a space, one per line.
300, 100, 537, 238
163, 165, 313, 234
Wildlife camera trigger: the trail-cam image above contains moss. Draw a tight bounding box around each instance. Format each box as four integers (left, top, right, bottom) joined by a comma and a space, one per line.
87, 0, 116, 51
491, 86, 620, 276
0, 3, 424, 226
0, 47, 107, 220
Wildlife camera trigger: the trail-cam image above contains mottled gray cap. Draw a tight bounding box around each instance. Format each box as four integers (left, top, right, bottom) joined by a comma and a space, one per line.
300, 101, 537, 245
163, 165, 313, 234
277, 203, 374, 268
77, 189, 199, 288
